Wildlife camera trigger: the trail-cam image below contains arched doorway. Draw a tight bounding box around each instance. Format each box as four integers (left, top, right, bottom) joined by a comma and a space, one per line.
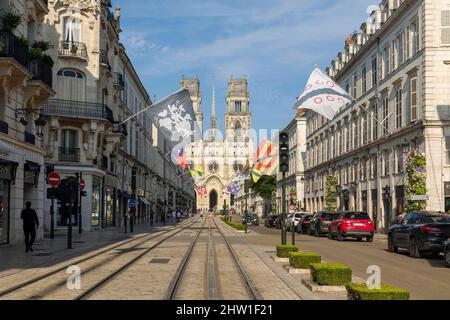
209, 190, 218, 211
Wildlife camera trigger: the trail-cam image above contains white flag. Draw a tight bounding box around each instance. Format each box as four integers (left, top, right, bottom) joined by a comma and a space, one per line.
294, 68, 354, 120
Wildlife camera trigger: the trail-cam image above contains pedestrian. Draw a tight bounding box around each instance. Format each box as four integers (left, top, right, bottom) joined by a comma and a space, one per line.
21, 201, 39, 253
176, 211, 181, 222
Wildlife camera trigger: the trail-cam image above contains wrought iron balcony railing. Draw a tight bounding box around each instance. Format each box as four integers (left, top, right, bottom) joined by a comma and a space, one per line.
113, 72, 124, 88
59, 147, 80, 162
24, 131, 35, 145
100, 50, 111, 71
0, 31, 29, 69
42, 99, 114, 123
58, 41, 87, 59
28, 59, 52, 87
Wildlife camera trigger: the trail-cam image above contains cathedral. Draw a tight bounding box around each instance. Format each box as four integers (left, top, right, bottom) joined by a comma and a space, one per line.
182, 77, 254, 212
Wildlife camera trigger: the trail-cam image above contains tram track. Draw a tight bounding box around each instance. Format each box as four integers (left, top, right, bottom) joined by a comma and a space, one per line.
0, 217, 199, 300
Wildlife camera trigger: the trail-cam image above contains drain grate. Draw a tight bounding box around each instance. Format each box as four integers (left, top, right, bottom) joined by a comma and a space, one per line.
32, 253, 53, 257
149, 259, 170, 264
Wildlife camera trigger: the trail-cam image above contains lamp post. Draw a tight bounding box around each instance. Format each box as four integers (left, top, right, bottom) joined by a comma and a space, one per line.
130, 164, 137, 233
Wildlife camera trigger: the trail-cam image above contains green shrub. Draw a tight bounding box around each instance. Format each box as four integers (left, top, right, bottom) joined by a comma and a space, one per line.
32, 40, 50, 51
28, 47, 43, 60
310, 263, 352, 286
42, 54, 54, 68
18, 35, 29, 47
223, 220, 245, 231
2, 12, 21, 31
276, 245, 298, 258
288, 252, 321, 269
346, 283, 410, 300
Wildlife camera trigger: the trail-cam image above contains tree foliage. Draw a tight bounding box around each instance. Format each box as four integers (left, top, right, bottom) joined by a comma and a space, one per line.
326, 176, 338, 211
245, 175, 277, 200
405, 149, 427, 212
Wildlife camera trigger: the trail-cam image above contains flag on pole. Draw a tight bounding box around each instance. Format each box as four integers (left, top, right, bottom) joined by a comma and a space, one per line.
189, 165, 204, 178
147, 88, 202, 164
252, 139, 279, 183
227, 181, 241, 196
234, 161, 252, 182
294, 67, 353, 120
196, 186, 207, 196
176, 148, 187, 170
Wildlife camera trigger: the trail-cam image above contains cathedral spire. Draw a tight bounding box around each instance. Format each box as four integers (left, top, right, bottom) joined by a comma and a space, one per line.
210, 84, 217, 129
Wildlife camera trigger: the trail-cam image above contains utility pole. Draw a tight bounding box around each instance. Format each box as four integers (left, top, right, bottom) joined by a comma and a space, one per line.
279, 131, 290, 246
281, 172, 287, 245
163, 139, 166, 226
244, 181, 249, 234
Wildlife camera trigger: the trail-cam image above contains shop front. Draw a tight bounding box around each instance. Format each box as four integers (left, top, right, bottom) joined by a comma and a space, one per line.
92, 176, 101, 229
103, 174, 118, 228
444, 182, 450, 213
0, 159, 17, 244
371, 189, 378, 231
395, 185, 405, 217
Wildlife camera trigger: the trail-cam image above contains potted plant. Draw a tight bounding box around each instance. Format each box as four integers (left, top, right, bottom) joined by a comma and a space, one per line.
1, 11, 21, 32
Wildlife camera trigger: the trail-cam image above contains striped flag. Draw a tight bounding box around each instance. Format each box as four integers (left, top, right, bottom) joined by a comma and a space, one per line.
252, 139, 279, 183
294, 67, 353, 120
176, 148, 187, 170
189, 165, 204, 179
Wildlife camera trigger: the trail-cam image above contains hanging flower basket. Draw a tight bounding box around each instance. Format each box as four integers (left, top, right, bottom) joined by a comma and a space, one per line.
404, 149, 427, 212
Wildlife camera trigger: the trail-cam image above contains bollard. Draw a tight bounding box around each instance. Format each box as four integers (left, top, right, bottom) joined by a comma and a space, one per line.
291, 221, 295, 245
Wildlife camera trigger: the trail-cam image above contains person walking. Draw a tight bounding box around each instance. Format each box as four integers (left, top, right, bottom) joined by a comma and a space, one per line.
21, 202, 39, 253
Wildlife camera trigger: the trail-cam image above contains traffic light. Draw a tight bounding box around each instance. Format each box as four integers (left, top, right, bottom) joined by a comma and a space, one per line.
279, 131, 289, 173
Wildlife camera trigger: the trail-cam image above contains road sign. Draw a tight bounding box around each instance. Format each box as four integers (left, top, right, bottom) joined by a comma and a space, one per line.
80, 179, 85, 190
128, 199, 136, 208
47, 172, 61, 187
410, 195, 429, 201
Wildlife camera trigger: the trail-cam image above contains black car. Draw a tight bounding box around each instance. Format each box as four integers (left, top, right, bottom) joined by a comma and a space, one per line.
388, 211, 450, 258
264, 214, 278, 228
297, 214, 313, 233
445, 240, 450, 267
308, 211, 338, 236
242, 213, 259, 226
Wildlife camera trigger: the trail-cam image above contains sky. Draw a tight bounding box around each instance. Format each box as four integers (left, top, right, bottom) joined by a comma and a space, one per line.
115, 0, 376, 132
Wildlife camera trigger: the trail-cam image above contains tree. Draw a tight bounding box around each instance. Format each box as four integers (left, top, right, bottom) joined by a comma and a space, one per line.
325, 176, 338, 211
245, 175, 277, 217
405, 149, 427, 212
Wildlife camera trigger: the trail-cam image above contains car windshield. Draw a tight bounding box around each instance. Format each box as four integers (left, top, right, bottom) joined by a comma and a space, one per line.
343, 212, 370, 220
323, 212, 337, 219
304, 216, 312, 221
423, 215, 450, 223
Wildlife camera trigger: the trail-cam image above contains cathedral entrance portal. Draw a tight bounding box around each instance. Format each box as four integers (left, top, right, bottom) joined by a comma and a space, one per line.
209, 190, 218, 212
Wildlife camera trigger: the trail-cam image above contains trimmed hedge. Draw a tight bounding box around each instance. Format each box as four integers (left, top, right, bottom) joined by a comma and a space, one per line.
276, 245, 299, 258
346, 283, 410, 300
310, 263, 352, 286
288, 252, 321, 269
224, 220, 246, 231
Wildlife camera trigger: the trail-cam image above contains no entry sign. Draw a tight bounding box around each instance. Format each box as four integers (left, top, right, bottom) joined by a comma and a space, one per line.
47, 172, 61, 187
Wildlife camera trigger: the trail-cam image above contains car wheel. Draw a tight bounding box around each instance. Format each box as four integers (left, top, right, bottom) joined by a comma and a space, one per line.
409, 238, 424, 258
357, 237, 363, 241
429, 250, 441, 259
367, 237, 374, 243
315, 226, 320, 237
337, 229, 344, 241
308, 226, 313, 236
445, 247, 450, 268
328, 231, 333, 240
388, 235, 398, 253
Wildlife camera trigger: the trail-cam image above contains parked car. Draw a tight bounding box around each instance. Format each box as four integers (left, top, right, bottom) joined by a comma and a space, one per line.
297, 214, 313, 233
242, 213, 259, 226
287, 212, 306, 231
387, 211, 450, 258
264, 214, 278, 228
308, 211, 338, 236
445, 240, 450, 267
329, 211, 375, 242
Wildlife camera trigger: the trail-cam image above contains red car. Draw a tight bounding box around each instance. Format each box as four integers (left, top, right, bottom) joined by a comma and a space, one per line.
329, 211, 375, 242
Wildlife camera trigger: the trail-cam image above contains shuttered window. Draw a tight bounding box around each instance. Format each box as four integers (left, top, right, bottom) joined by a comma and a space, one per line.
442, 10, 450, 45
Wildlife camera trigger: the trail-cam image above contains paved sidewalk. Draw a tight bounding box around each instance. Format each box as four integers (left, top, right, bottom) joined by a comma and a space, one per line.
0, 220, 179, 279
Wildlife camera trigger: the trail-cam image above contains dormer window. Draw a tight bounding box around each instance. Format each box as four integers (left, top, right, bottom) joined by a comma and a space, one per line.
234, 101, 242, 113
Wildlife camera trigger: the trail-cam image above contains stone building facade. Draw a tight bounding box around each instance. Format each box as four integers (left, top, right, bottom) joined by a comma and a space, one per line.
0, 0, 55, 245
303, 0, 450, 232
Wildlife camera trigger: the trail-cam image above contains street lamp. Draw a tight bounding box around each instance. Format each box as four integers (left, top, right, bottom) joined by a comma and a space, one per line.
34, 114, 47, 138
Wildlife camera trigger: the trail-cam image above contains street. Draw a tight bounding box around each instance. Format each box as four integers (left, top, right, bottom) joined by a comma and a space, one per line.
243, 222, 450, 300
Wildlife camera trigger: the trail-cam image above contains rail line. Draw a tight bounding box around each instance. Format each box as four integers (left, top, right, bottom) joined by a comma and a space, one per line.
0, 217, 198, 299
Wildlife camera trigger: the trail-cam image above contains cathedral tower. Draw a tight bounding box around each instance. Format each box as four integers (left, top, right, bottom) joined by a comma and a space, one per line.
225, 78, 251, 141
180, 77, 203, 134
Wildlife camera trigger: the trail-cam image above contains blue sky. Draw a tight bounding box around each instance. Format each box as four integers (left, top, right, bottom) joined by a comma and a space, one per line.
116, 0, 375, 131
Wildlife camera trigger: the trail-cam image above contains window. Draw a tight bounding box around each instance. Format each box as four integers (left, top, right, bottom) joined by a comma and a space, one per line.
362, 113, 368, 143
397, 32, 404, 66
410, 77, 418, 122
63, 17, 81, 43
384, 150, 390, 176
57, 69, 85, 101
352, 73, 357, 98
371, 154, 378, 178
345, 81, 350, 94
353, 116, 359, 148
371, 57, 377, 87
395, 87, 403, 129
61, 129, 77, 149
441, 11, 450, 45
362, 66, 367, 94
382, 96, 389, 136
391, 40, 396, 71
397, 146, 404, 173
234, 101, 242, 113
383, 45, 390, 79
411, 19, 419, 54
372, 102, 378, 140
346, 122, 350, 152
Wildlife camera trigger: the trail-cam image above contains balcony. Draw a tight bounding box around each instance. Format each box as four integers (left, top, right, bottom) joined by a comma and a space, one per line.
113, 72, 124, 89
24, 131, 35, 145
28, 59, 52, 88
42, 99, 114, 123
100, 50, 111, 71
0, 120, 8, 135
0, 31, 29, 69
59, 147, 80, 162
58, 41, 87, 59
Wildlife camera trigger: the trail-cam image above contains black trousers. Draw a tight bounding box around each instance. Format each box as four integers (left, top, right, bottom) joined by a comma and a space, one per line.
24, 228, 36, 249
